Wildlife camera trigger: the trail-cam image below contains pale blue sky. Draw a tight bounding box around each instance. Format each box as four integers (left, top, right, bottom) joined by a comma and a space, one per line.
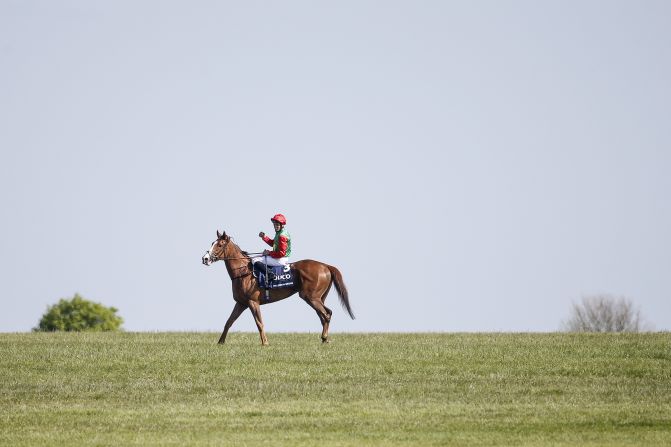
1, 1, 670, 333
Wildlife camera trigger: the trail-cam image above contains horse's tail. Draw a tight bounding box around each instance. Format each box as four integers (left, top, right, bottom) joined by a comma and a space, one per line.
328, 265, 354, 319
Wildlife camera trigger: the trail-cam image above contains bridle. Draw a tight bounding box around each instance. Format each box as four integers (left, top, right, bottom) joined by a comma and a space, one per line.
204, 237, 232, 263
203, 238, 263, 279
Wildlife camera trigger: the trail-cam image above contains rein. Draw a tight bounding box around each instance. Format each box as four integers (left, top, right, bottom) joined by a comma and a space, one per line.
204, 252, 264, 261
205, 237, 264, 262
228, 252, 264, 259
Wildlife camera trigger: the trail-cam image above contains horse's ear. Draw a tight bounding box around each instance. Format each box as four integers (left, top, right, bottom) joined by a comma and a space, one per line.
216, 230, 222, 239
223, 231, 228, 240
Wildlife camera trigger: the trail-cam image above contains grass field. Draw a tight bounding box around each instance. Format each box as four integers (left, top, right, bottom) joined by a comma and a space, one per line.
1, 332, 670, 446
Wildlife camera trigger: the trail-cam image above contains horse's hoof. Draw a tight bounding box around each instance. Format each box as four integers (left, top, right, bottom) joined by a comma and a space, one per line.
322, 338, 331, 344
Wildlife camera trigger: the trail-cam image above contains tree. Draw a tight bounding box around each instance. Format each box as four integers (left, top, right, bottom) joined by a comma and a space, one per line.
562, 295, 644, 333
34, 294, 123, 332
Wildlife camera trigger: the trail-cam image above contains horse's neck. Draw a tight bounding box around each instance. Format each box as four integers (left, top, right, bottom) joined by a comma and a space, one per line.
223, 243, 249, 277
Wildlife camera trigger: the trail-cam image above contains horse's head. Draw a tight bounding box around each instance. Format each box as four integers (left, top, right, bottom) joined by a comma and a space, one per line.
202, 230, 231, 266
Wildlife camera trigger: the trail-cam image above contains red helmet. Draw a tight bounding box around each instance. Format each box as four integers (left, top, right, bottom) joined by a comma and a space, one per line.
271, 213, 287, 225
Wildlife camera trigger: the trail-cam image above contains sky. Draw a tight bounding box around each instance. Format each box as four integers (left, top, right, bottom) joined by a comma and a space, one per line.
1, 1, 670, 334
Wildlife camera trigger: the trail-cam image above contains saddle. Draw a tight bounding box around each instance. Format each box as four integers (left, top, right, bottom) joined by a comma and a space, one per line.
252, 263, 295, 289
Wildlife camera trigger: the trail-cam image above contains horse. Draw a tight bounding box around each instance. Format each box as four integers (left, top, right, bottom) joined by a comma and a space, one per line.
202, 230, 354, 345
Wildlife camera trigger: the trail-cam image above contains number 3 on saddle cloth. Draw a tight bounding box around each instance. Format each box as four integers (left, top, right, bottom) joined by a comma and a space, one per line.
252, 263, 295, 289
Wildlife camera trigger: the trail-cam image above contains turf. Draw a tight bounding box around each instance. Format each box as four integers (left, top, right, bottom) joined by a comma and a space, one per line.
1, 332, 670, 446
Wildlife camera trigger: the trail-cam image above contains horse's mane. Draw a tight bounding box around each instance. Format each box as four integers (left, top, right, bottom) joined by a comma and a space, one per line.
229, 238, 250, 260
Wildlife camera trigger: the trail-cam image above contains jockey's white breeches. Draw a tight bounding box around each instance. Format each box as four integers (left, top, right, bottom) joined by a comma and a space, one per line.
252, 255, 289, 267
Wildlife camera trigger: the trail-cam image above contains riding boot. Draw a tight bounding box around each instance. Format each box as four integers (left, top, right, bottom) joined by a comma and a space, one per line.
253, 262, 265, 273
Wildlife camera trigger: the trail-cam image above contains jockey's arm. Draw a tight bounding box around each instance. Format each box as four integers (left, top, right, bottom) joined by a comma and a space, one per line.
262, 235, 274, 247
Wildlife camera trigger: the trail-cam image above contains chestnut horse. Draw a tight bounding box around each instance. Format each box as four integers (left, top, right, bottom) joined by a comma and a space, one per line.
202, 230, 354, 345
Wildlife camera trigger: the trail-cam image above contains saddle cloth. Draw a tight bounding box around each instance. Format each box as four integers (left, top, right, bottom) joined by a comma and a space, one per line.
252, 263, 295, 289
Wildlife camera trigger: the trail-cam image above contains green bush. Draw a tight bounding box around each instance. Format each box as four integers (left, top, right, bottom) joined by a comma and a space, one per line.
34, 294, 123, 332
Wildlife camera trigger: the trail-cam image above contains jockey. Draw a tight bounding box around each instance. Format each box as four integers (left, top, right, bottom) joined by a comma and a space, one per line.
252, 213, 291, 269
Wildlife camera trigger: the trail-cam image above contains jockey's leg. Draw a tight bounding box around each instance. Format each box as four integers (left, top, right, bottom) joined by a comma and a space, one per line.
251, 256, 287, 267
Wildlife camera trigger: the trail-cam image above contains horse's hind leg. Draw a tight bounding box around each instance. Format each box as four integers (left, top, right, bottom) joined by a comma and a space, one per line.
319, 303, 333, 343
304, 298, 332, 343
319, 284, 334, 343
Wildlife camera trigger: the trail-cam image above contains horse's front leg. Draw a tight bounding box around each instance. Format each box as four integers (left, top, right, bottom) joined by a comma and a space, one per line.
248, 301, 269, 346
218, 301, 247, 344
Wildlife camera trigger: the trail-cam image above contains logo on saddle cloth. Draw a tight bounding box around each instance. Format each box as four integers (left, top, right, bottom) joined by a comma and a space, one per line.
252, 263, 295, 289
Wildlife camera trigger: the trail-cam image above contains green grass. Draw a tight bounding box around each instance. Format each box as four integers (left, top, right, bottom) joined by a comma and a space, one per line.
1, 332, 670, 446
